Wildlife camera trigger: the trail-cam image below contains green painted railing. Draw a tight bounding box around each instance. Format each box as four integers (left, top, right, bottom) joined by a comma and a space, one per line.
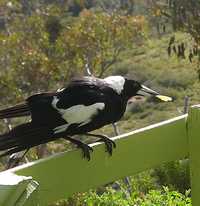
0, 105, 200, 206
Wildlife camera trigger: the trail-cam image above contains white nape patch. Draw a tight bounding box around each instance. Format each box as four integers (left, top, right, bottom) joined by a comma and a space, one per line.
104, 76, 125, 94
52, 97, 105, 134
57, 88, 65, 92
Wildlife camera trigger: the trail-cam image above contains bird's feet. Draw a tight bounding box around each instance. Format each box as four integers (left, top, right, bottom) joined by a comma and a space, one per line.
79, 143, 93, 161
86, 133, 116, 155
64, 137, 93, 161
101, 136, 116, 155
6, 149, 29, 169
6, 154, 21, 169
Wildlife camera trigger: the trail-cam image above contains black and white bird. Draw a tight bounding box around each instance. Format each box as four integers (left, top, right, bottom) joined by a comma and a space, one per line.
0, 76, 172, 160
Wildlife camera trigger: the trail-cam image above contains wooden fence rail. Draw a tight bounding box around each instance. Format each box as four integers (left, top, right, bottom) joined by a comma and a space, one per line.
0, 105, 200, 205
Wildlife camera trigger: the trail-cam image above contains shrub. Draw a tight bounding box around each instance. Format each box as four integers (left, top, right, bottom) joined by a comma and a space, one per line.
62, 186, 191, 206
154, 160, 190, 194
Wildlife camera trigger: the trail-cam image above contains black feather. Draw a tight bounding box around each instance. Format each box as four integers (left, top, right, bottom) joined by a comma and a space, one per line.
0, 122, 56, 157
0, 103, 30, 119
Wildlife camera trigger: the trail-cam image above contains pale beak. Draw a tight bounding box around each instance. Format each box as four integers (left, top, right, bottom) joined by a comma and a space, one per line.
137, 85, 173, 102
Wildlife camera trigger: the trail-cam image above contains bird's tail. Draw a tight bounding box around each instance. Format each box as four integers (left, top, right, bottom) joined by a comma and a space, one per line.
0, 103, 30, 119
0, 122, 55, 157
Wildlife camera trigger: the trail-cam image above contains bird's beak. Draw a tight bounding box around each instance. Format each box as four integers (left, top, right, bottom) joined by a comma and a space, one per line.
137, 85, 173, 102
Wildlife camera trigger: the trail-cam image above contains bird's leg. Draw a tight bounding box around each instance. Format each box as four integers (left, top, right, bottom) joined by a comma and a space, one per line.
64, 136, 93, 161
86, 133, 116, 155
6, 149, 29, 169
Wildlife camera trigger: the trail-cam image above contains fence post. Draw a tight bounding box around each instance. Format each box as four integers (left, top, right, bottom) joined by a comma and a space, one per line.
187, 105, 200, 206
0, 172, 39, 206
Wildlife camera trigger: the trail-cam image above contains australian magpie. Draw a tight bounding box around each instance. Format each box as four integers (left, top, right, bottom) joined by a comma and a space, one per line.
0, 76, 172, 160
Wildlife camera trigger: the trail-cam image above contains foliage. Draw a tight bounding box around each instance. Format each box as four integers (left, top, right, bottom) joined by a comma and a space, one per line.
52, 186, 191, 206
0, 6, 145, 108
0, 4, 68, 104
68, 0, 136, 16
152, 0, 200, 77
133, 187, 191, 206
154, 160, 190, 194
167, 0, 200, 43
68, 0, 94, 16
57, 10, 146, 77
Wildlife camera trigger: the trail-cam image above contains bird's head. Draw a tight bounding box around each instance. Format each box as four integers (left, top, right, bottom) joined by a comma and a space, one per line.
123, 77, 173, 102
103, 75, 173, 102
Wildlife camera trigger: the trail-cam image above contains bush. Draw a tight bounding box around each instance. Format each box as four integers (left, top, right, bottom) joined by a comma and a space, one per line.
62, 186, 191, 206
134, 187, 191, 206
154, 160, 190, 194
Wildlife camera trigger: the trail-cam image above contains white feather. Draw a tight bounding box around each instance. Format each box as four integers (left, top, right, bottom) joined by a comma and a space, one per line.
57, 88, 65, 92
52, 97, 105, 133
104, 76, 125, 94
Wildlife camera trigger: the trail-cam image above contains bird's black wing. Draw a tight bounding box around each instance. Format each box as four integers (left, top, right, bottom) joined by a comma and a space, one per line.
0, 103, 30, 119
26, 92, 62, 125
50, 77, 124, 135
26, 77, 114, 128
0, 92, 57, 120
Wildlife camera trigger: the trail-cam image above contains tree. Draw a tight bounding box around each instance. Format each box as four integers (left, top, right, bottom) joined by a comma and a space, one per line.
150, 0, 200, 77
56, 10, 146, 77
0, 6, 146, 105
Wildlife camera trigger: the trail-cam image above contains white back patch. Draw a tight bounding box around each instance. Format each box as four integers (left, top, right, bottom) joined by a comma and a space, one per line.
52, 97, 105, 133
104, 76, 125, 94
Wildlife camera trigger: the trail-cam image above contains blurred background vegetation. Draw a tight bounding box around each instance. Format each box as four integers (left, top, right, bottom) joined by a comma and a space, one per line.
0, 0, 200, 205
